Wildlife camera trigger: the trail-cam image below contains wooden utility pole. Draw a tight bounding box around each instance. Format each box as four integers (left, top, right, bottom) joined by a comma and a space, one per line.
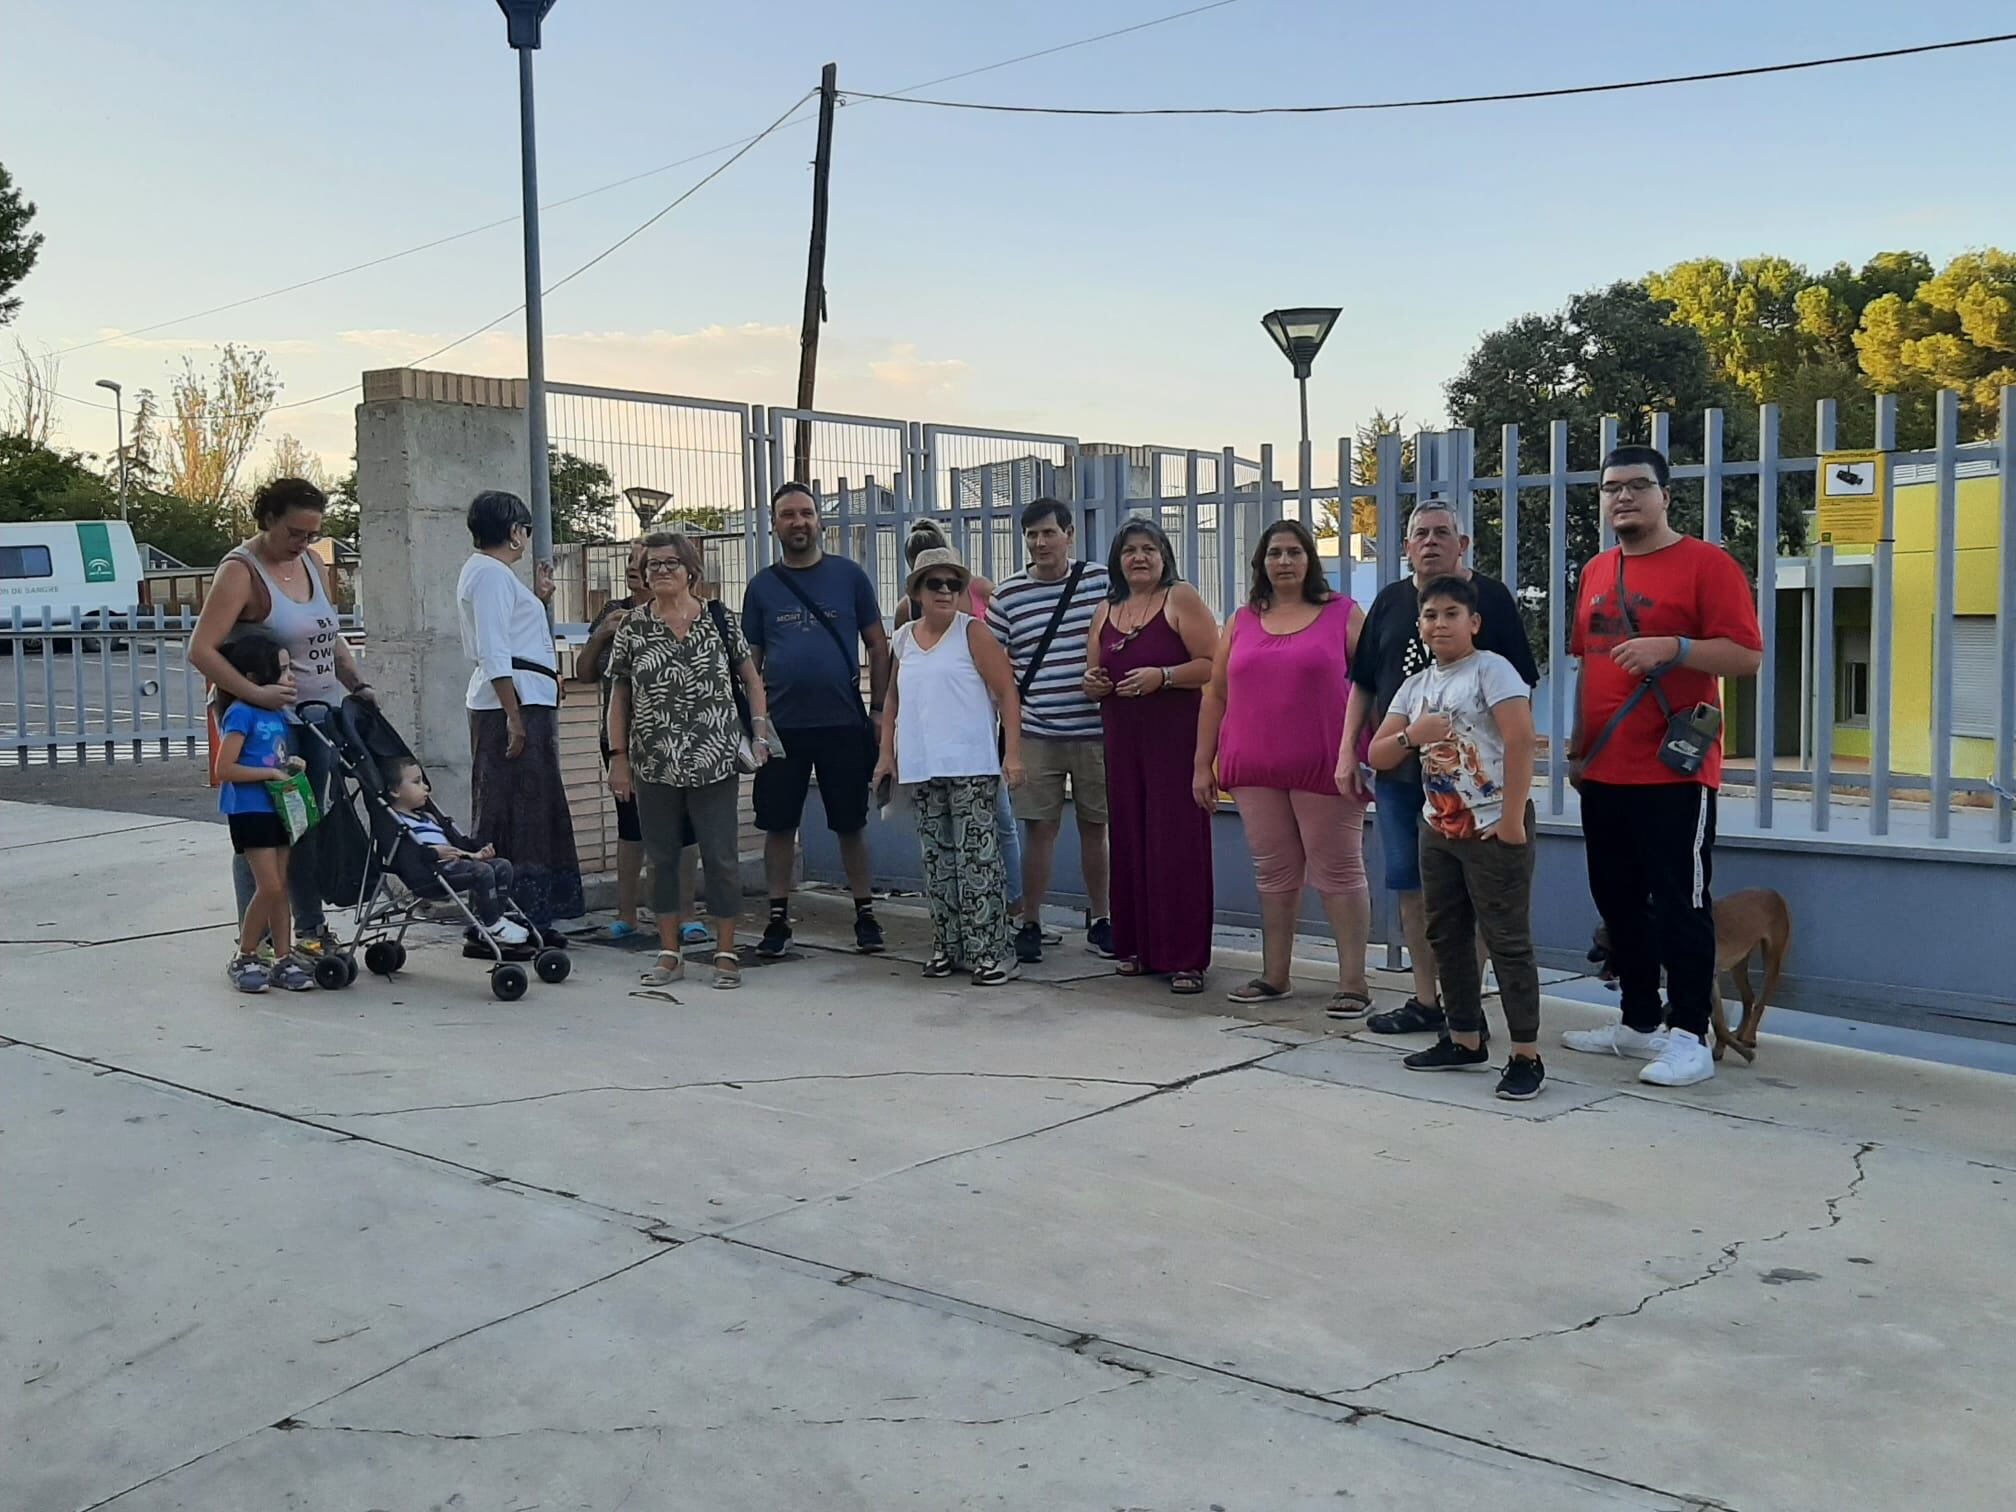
793, 62, 839, 486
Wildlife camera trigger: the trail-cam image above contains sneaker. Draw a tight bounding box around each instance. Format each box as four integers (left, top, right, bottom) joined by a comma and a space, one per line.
972, 959, 1021, 987
1402, 1035, 1490, 1072
1496, 1055, 1546, 1101
291, 926, 341, 963
1086, 917, 1115, 959
227, 953, 270, 995
757, 915, 793, 958
1561, 1022, 1670, 1060
922, 954, 957, 979
1366, 997, 1444, 1035
486, 917, 531, 947
1014, 921, 1043, 965
269, 957, 316, 993
1638, 1029, 1716, 1088
854, 911, 886, 954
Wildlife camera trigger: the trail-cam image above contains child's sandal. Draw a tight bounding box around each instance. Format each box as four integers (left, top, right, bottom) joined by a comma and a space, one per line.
640, 950, 683, 987
711, 951, 742, 990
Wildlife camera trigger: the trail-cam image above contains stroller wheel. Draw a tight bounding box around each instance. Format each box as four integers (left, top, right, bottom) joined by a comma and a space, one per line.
313, 954, 352, 991
535, 947, 572, 984
365, 941, 407, 978
342, 953, 360, 986
491, 962, 529, 1002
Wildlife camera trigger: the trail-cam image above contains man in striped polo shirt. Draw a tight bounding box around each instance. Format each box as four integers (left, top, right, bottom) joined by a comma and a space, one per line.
988, 499, 1113, 964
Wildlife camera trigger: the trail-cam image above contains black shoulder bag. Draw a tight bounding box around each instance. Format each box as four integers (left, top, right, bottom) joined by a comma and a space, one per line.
762, 564, 878, 764
997, 561, 1087, 757
1579, 553, 1722, 777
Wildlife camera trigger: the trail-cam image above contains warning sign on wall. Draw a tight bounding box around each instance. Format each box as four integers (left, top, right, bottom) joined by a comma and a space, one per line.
1815, 450, 1886, 548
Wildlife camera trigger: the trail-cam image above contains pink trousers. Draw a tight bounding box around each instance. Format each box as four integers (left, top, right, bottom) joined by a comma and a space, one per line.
1231, 787, 1369, 897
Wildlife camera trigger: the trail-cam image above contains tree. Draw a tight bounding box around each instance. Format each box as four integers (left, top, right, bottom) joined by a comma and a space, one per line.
161, 344, 280, 528
1325, 410, 1416, 543
324, 463, 360, 543
549, 448, 617, 543
256, 434, 333, 493
0, 162, 42, 325
1854, 250, 2016, 440
0, 337, 58, 445
0, 433, 115, 522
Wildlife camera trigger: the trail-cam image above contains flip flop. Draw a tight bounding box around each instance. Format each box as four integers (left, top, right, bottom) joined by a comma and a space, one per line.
601, 920, 639, 941
1325, 991, 1374, 1021
1225, 978, 1293, 1004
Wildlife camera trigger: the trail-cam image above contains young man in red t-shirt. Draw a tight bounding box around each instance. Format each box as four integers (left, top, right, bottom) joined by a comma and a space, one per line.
1565, 446, 1763, 1088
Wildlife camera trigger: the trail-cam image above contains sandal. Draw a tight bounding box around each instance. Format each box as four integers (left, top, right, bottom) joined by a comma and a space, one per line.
1170, 971, 1205, 996
711, 951, 742, 991
1116, 958, 1145, 977
640, 951, 683, 987
1325, 991, 1374, 1021
1225, 978, 1293, 1005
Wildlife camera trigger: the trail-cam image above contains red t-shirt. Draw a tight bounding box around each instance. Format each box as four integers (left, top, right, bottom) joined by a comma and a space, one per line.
1571, 536, 1761, 787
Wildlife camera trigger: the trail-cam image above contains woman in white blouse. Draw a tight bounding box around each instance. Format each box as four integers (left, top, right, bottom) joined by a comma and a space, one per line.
456, 490, 583, 932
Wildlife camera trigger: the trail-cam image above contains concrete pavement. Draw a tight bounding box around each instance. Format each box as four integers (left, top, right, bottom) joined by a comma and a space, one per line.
2, 796, 2011, 1511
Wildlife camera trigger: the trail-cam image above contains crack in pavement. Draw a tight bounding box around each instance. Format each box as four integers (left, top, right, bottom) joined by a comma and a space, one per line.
305, 1069, 1167, 1120
283, 1379, 1150, 1440
1338, 1140, 1884, 1398
0, 920, 234, 951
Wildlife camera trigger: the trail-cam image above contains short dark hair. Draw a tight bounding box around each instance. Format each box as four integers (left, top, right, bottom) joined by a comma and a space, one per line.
1020, 497, 1072, 534
467, 490, 532, 549
1247, 519, 1332, 609
384, 755, 423, 790
1104, 519, 1179, 601
771, 480, 816, 509
639, 529, 705, 588
1418, 574, 1480, 613
1601, 445, 1671, 489
215, 625, 285, 712
252, 477, 328, 530
905, 517, 949, 567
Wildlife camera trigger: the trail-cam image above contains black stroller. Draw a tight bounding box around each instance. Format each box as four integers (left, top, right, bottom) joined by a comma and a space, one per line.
296, 697, 572, 1000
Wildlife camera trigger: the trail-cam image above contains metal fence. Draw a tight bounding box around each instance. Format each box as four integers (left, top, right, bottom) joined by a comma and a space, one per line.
3, 606, 211, 765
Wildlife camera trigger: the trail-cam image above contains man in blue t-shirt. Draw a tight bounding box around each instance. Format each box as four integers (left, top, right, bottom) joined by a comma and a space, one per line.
741, 481, 893, 958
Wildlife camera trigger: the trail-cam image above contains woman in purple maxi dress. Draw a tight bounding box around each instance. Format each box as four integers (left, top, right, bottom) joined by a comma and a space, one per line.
1084, 520, 1220, 993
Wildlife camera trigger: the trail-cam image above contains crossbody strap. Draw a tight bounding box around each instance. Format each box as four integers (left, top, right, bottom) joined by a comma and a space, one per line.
763, 563, 871, 725
1580, 552, 1677, 765
1016, 561, 1087, 700
704, 598, 754, 736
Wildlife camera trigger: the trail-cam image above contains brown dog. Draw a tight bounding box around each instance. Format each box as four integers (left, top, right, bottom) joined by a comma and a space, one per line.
1587, 888, 1792, 1062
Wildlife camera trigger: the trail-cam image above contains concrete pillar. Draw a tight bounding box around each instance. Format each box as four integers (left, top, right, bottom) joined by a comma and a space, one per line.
355, 369, 531, 817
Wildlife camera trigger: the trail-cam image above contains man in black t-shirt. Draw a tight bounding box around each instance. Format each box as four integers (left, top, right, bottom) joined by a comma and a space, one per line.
1338, 500, 1539, 1035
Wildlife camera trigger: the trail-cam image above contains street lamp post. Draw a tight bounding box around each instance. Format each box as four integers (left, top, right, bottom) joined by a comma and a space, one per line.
1260, 307, 1342, 452
498, 0, 559, 583
622, 485, 672, 534
93, 379, 128, 521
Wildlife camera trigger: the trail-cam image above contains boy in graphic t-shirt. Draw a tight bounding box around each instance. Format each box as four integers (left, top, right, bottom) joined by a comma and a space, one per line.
1369, 575, 1544, 1101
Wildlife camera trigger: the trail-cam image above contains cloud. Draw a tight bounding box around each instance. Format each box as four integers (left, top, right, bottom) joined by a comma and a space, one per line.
92, 331, 323, 356
867, 342, 971, 395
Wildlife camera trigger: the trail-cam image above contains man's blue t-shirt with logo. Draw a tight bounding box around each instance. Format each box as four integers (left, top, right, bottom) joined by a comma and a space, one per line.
217, 701, 291, 815
740, 557, 882, 729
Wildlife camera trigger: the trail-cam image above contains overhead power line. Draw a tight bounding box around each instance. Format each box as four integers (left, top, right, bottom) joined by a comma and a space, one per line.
847, 30, 2016, 116
25, 0, 1243, 375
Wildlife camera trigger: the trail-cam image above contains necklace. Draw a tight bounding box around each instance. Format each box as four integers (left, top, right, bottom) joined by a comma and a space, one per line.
1107, 591, 1167, 649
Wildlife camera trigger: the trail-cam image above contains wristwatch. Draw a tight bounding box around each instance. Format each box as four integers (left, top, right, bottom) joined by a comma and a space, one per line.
1396, 730, 1414, 751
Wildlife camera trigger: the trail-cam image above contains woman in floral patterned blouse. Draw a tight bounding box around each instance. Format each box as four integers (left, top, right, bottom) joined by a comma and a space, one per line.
608, 531, 772, 990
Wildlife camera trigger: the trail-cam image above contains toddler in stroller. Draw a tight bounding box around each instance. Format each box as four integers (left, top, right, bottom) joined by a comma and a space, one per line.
385, 758, 528, 946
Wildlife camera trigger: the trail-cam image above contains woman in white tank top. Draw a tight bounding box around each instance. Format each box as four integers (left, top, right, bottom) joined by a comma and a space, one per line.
875, 547, 1025, 984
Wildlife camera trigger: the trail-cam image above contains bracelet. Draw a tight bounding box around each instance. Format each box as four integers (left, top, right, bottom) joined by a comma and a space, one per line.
1671, 636, 1693, 668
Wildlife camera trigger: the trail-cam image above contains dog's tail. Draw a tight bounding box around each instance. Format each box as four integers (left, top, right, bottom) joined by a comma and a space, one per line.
1758, 898, 1792, 1010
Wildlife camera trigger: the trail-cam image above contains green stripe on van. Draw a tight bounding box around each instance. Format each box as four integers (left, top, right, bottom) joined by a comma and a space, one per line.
76, 522, 117, 583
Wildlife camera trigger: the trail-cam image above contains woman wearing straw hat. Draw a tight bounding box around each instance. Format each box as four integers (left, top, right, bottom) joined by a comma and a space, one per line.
874, 545, 1026, 985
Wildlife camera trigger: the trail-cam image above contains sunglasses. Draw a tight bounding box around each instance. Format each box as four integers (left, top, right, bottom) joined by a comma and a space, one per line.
918, 576, 964, 594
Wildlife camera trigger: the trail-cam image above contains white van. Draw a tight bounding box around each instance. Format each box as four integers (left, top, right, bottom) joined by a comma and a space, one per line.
0, 519, 145, 628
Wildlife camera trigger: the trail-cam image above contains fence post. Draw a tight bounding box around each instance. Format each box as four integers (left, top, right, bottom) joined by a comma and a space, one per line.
1931, 389, 1960, 840
1755, 402, 1781, 829
1218, 447, 1240, 621
1703, 407, 1725, 546
1451, 427, 1475, 539
1870, 393, 1897, 836
1547, 419, 1569, 817
1998, 385, 2015, 846
1598, 415, 1619, 552
1813, 543, 1835, 832
1500, 423, 1520, 593
1183, 451, 1201, 588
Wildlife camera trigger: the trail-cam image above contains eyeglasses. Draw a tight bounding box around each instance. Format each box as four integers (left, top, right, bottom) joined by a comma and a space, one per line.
644, 559, 686, 576
281, 525, 323, 544
919, 576, 963, 594
1598, 478, 1663, 498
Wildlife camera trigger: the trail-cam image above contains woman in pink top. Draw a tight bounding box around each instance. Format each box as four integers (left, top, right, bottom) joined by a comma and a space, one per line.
1194, 519, 1372, 1016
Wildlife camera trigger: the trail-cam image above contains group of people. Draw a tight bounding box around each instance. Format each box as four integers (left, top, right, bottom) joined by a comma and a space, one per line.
200, 443, 1764, 1098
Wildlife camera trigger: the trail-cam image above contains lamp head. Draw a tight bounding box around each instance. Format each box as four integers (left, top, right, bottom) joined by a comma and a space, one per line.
1262, 307, 1341, 381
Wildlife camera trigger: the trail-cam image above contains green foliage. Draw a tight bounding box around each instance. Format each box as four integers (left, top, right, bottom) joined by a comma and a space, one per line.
0, 162, 42, 325
122, 489, 237, 567
0, 433, 113, 521
324, 464, 359, 543
1854, 250, 2016, 439
549, 448, 617, 544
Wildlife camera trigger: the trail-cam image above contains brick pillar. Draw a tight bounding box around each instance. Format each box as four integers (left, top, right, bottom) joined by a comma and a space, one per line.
355, 369, 531, 817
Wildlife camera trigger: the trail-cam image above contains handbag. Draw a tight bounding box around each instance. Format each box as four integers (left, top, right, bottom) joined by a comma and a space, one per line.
1579, 553, 1722, 777
264, 771, 322, 844
704, 599, 765, 773
760, 564, 878, 765
999, 561, 1087, 759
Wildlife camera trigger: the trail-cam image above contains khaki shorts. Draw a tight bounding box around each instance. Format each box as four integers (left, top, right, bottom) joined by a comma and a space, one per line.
1012, 737, 1109, 826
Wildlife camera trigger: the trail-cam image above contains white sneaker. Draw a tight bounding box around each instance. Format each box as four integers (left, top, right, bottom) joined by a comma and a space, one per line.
1560, 1022, 1671, 1060
486, 917, 531, 946
1639, 1029, 1716, 1088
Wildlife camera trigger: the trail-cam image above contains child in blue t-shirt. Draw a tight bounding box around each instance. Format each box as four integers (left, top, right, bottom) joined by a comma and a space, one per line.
214, 629, 314, 995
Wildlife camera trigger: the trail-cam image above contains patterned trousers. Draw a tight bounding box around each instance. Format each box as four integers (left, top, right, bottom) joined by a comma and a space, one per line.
913, 775, 1011, 970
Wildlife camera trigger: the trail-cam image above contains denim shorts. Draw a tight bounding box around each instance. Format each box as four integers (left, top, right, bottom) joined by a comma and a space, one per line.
1373, 774, 1426, 892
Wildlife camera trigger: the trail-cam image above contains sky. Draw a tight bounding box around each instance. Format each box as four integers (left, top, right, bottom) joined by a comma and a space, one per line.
4, 0, 2014, 485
